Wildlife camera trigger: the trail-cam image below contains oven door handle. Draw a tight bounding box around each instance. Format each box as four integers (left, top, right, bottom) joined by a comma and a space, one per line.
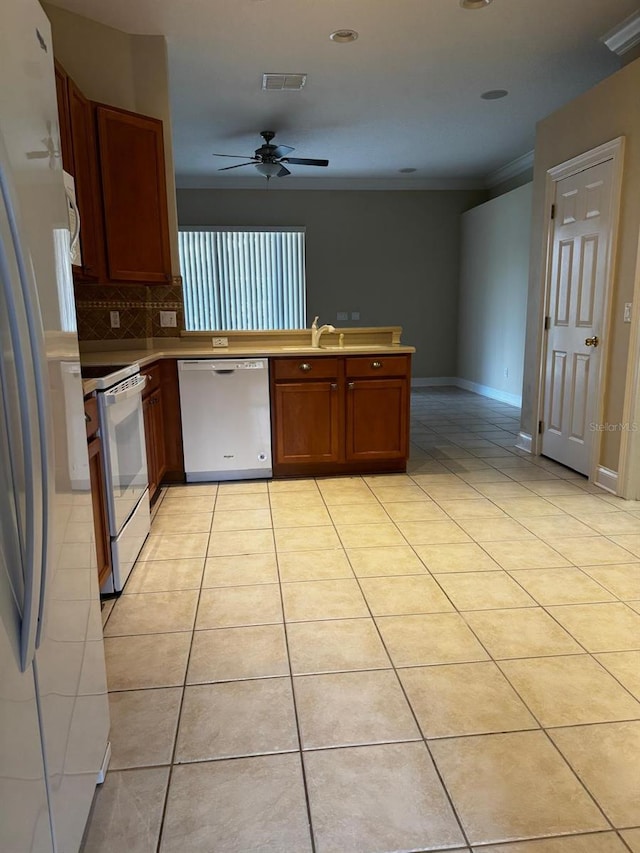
104, 373, 147, 405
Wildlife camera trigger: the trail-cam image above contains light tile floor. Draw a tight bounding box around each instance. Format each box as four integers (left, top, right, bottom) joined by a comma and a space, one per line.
85, 388, 640, 853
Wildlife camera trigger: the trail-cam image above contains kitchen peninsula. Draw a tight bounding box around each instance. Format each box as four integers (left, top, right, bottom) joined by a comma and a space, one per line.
81, 325, 414, 480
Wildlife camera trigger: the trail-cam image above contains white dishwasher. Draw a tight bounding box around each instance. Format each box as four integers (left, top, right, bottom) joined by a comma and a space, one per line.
178, 359, 272, 481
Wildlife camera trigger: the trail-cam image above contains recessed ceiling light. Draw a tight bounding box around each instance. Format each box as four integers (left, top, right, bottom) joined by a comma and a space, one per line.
460, 0, 493, 8
329, 29, 359, 43
481, 89, 509, 100
399, 168, 417, 174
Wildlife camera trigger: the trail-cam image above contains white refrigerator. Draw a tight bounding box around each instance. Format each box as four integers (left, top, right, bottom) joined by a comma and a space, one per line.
0, 1, 110, 851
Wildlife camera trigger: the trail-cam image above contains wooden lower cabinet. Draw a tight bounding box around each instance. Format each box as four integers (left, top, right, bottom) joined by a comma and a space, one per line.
143, 388, 167, 501
273, 380, 341, 465
345, 378, 408, 462
142, 360, 184, 500
271, 354, 411, 476
87, 434, 111, 589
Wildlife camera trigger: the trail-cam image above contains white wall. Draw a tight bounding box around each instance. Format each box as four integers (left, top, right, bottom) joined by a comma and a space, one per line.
457, 183, 532, 405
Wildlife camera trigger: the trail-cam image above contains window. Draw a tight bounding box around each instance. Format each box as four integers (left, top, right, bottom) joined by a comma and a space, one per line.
178, 227, 306, 331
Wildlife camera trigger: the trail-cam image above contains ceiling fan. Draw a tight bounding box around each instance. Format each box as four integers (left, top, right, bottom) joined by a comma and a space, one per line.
213, 130, 329, 179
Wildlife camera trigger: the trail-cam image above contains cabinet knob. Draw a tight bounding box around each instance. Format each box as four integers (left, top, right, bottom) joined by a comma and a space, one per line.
330, 383, 337, 390
348, 382, 355, 389
371, 361, 382, 369
85, 412, 91, 423
299, 362, 312, 372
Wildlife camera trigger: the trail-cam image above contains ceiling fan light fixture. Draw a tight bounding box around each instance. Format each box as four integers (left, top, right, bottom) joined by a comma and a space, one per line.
330, 29, 358, 43
255, 161, 282, 178
460, 0, 493, 8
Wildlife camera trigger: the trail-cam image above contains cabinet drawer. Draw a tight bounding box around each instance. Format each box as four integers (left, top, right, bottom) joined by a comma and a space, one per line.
142, 362, 161, 396
345, 354, 410, 378
273, 357, 339, 381
84, 395, 99, 439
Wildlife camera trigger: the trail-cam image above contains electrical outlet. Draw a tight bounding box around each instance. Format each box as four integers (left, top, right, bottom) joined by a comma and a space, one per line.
624, 302, 633, 323
351, 311, 360, 321
212, 336, 229, 347
160, 310, 177, 328
337, 311, 348, 322
110, 311, 120, 329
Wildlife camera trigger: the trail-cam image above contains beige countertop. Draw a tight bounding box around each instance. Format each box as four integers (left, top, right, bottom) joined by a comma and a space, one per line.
81, 327, 415, 394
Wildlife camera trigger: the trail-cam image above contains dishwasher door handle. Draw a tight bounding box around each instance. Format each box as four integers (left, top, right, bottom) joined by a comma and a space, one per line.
213, 369, 235, 375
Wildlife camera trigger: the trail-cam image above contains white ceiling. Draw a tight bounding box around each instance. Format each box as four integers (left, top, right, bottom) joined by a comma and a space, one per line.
48, 0, 637, 189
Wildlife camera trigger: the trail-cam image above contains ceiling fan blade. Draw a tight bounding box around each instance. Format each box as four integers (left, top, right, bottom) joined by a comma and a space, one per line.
281, 157, 329, 167
276, 165, 291, 177
213, 153, 256, 159
271, 145, 294, 158
218, 162, 256, 171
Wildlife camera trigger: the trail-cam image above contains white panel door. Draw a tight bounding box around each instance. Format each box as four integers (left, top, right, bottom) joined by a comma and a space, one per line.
542, 160, 613, 475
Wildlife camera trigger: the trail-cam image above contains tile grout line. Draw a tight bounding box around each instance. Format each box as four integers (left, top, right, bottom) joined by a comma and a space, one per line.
267, 481, 318, 853
154, 483, 219, 853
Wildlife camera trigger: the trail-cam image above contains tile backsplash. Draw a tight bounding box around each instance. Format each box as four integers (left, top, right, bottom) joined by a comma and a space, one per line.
74, 282, 184, 341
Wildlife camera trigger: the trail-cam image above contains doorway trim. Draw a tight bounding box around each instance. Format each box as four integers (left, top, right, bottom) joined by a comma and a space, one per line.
533, 137, 625, 487
618, 226, 640, 499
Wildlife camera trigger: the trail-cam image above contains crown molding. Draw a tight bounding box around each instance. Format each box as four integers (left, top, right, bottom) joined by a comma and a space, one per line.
175, 174, 487, 191
484, 150, 534, 188
601, 11, 640, 56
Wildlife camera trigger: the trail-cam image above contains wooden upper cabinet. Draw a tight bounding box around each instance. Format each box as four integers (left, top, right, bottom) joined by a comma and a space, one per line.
96, 106, 172, 283
68, 80, 105, 280
54, 62, 73, 173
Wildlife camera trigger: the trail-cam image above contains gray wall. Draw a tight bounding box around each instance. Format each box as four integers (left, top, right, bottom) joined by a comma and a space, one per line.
177, 188, 486, 377
458, 183, 532, 403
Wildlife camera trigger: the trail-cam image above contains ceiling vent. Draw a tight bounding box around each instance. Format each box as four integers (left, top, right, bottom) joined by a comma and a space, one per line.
261, 73, 307, 91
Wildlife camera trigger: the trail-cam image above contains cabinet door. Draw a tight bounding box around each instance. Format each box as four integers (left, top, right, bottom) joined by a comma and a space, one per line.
273, 381, 341, 464
54, 62, 73, 173
142, 395, 158, 497
151, 390, 167, 486
87, 436, 112, 588
96, 106, 171, 283
345, 378, 408, 461
68, 80, 105, 281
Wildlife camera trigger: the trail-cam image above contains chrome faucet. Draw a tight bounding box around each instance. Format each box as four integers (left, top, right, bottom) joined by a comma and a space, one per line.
311, 315, 336, 348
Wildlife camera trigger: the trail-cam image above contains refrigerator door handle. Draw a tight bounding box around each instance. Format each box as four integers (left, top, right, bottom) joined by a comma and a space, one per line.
0, 159, 52, 662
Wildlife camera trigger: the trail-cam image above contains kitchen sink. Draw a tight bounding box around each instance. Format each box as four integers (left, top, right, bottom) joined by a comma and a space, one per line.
279, 344, 390, 352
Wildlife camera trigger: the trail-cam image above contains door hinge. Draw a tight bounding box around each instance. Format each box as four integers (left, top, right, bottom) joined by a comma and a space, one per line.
544, 315, 551, 331
550, 203, 556, 220
538, 420, 544, 434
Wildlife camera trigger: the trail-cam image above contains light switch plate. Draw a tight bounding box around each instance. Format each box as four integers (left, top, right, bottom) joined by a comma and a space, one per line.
624, 302, 632, 323
351, 311, 360, 321
109, 311, 120, 329
337, 311, 348, 321
160, 310, 177, 327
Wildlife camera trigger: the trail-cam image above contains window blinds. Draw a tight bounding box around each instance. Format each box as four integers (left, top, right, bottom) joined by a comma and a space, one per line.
178, 229, 306, 330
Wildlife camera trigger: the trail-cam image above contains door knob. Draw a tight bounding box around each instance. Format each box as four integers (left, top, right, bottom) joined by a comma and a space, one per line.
585, 336, 599, 347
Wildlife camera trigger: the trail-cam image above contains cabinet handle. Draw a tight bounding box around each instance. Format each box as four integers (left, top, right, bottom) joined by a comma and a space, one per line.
85, 412, 91, 423
371, 361, 382, 369
330, 383, 337, 390
348, 382, 355, 390
299, 363, 312, 372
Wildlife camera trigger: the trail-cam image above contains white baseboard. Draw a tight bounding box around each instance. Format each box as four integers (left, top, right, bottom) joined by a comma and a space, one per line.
454, 377, 522, 408
412, 377, 522, 408
411, 377, 459, 387
594, 465, 619, 495
515, 432, 533, 453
